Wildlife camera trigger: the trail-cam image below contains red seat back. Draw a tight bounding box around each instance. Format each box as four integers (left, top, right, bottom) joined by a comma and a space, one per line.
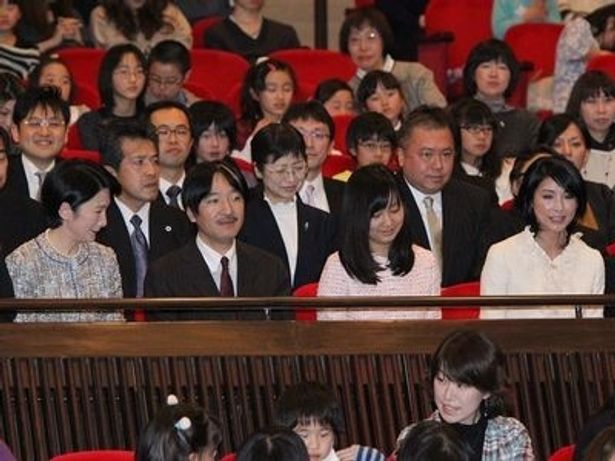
504, 23, 564, 79
587, 54, 615, 80
73, 83, 100, 109
268, 49, 357, 87
50, 450, 134, 461
331, 114, 355, 156
322, 155, 355, 179
292, 282, 319, 321
60, 149, 101, 164
548, 445, 575, 461
67, 123, 83, 150
192, 16, 223, 48
440, 281, 480, 319
56, 48, 105, 93
187, 49, 250, 101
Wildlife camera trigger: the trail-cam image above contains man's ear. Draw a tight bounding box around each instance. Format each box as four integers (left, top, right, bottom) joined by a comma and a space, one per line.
10, 124, 19, 145
104, 165, 118, 178
396, 147, 404, 167
253, 164, 263, 180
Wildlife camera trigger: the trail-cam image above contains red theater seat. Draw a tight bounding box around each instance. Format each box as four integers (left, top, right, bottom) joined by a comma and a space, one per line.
187, 49, 249, 101
50, 450, 134, 461
192, 16, 223, 48
548, 445, 575, 461
293, 282, 318, 321
268, 49, 357, 87
587, 54, 615, 80
440, 281, 480, 319
60, 149, 101, 164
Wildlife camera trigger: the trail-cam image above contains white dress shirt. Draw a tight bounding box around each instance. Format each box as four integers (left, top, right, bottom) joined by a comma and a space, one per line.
21, 155, 55, 201
114, 197, 151, 245
159, 173, 186, 209
405, 179, 443, 250
265, 195, 299, 284
195, 236, 238, 292
299, 173, 330, 213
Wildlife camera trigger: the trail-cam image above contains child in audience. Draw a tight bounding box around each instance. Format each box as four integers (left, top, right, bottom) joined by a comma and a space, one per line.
356, 70, 405, 132
583, 426, 615, 461
334, 112, 397, 182
0, 0, 40, 80
0, 73, 24, 131
190, 100, 237, 164
398, 329, 535, 459
397, 421, 472, 461
76, 43, 146, 152
314, 79, 356, 118
29, 54, 90, 125
274, 381, 385, 461
137, 394, 222, 461
234, 58, 297, 159
566, 70, 615, 188
237, 427, 308, 461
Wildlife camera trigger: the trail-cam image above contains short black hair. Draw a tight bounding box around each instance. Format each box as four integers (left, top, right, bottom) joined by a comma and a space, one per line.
182, 160, 247, 214
0, 72, 24, 104
398, 106, 454, 150
356, 70, 404, 113
346, 112, 396, 154
12, 85, 70, 126
586, 4, 615, 38
236, 427, 309, 461
274, 382, 345, 437
517, 155, 587, 240
339, 7, 394, 58
282, 100, 335, 140
0, 126, 12, 153
145, 100, 193, 132
430, 329, 506, 419
147, 39, 191, 75
339, 164, 414, 284
189, 100, 237, 150
100, 119, 158, 171
29, 53, 75, 103
41, 159, 118, 229
463, 39, 520, 98
99, 43, 146, 111
313, 79, 353, 106
251, 123, 306, 172
538, 113, 590, 150
398, 421, 472, 461
565, 70, 615, 122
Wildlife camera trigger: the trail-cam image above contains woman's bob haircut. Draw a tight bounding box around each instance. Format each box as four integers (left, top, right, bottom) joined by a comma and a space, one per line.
463, 39, 520, 98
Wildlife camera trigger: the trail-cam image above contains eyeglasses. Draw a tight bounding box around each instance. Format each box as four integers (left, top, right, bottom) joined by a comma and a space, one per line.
358, 141, 392, 152
22, 118, 66, 130
149, 75, 182, 87
113, 67, 146, 80
296, 128, 330, 142
460, 125, 494, 135
156, 125, 191, 138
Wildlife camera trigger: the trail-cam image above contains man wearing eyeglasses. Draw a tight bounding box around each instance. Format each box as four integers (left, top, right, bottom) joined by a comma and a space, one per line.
145, 101, 194, 210
5, 86, 68, 201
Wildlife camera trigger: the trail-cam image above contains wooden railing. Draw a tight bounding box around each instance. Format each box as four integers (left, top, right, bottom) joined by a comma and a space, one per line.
1, 295, 615, 460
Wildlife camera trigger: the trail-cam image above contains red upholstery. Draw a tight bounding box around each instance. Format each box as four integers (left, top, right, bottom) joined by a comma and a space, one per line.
231, 157, 254, 174
191, 16, 223, 48
225, 81, 315, 119
187, 49, 250, 101
548, 444, 575, 461
221, 453, 237, 461
606, 242, 615, 257
322, 155, 355, 178
56, 48, 105, 91
331, 114, 355, 156
587, 54, 615, 80
60, 148, 101, 164
500, 199, 514, 211
67, 123, 83, 150
50, 450, 134, 461
73, 82, 100, 109
292, 283, 318, 321
440, 281, 480, 319
183, 81, 214, 100
268, 49, 357, 87
504, 23, 564, 79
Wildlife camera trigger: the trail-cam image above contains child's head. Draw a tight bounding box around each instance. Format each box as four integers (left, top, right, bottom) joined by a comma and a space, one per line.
313, 79, 355, 118
566, 70, 615, 142
346, 111, 396, 167
397, 421, 472, 461
356, 70, 405, 127
586, 4, 615, 50
99, 43, 147, 111
240, 59, 297, 123
146, 39, 191, 104
0, 1, 21, 34
237, 427, 309, 461
189, 100, 237, 163
0, 73, 24, 130
136, 395, 222, 461
274, 382, 344, 461
251, 123, 307, 203
30, 54, 74, 103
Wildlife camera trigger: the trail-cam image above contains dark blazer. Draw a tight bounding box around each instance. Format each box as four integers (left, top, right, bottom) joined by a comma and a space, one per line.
397, 174, 491, 287
144, 240, 291, 320
239, 194, 337, 289
452, 164, 499, 206
0, 189, 47, 256
96, 200, 193, 298
4, 154, 29, 199
323, 177, 345, 218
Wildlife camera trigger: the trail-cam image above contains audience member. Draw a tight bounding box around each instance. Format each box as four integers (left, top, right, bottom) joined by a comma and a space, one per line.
97, 120, 192, 299
144, 161, 290, 319
449, 98, 501, 204
559, 0, 614, 19
553, 4, 615, 112
236, 427, 309, 461
190, 100, 237, 164
492, 0, 561, 39
318, 164, 440, 320
0, 73, 24, 131
313, 79, 356, 118
29, 54, 90, 125
574, 395, 615, 461
356, 70, 406, 132
6, 159, 124, 322
136, 394, 222, 461
204, 0, 300, 63
239, 123, 336, 290
175, 0, 230, 23
398, 329, 535, 459
374, 0, 427, 61
145, 101, 193, 209
234, 58, 297, 157
396, 106, 491, 287
283, 101, 345, 217
584, 426, 615, 461
481, 155, 604, 317
90, 0, 192, 53
340, 7, 446, 114
0, 0, 40, 80
334, 111, 397, 182
566, 71, 615, 187
145, 39, 199, 107
274, 381, 385, 461
77, 43, 146, 152
397, 421, 472, 461
5, 86, 68, 201
463, 39, 540, 160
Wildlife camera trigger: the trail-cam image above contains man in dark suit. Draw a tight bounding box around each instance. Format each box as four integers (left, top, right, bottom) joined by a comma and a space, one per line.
145, 161, 290, 320
396, 106, 491, 287
5, 86, 69, 201
97, 120, 192, 299
239, 123, 336, 290
283, 101, 345, 218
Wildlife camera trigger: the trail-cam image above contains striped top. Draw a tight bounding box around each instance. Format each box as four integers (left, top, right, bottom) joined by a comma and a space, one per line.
0, 40, 40, 80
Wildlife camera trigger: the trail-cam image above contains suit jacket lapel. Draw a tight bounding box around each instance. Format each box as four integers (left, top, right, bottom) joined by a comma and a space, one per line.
396, 174, 430, 249
184, 241, 219, 295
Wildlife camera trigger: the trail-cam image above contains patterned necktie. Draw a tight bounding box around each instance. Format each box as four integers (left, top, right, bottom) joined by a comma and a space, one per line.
305, 184, 316, 206
130, 215, 148, 297
219, 256, 234, 297
34, 171, 46, 201
423, 196, 442, 268
166, 185, 182, 208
